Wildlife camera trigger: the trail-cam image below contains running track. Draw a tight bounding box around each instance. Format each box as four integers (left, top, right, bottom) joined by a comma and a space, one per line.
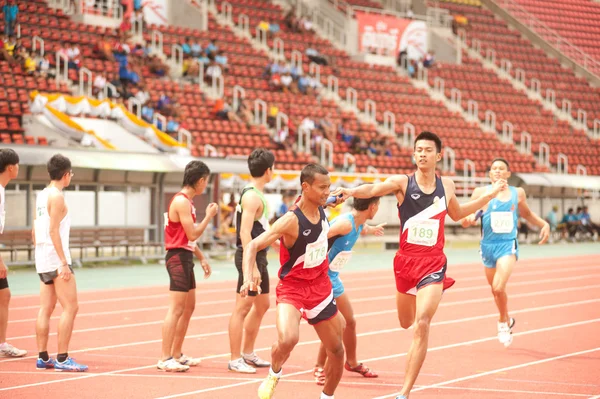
0, 254, 599, 398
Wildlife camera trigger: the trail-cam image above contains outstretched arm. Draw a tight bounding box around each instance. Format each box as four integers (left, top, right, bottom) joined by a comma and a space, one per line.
446, 178, 507, 222
517, 188, 550, 244
240, 212, 297, 297
460, 186, 485, 228
332, 175, 407, 200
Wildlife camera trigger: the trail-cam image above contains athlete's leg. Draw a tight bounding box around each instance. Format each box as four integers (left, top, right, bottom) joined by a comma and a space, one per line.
53, 275, 79, 354
313, 312, 345, 397
486, 255, 516, 323
229, 293, 255, 360
335, 292, 359, 366
171, 288, 196, 358
36, 282, 57, 354
396, 291, 416, 329
270, 303, 302, 373
399, 283, 443, 397
161, 290, 188, 360
242, 292, 270, 355
0, 286, 9, 344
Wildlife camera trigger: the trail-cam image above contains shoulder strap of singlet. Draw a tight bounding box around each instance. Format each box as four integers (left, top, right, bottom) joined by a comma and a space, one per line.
240, 186, 268, 220
167, 192, 191, 223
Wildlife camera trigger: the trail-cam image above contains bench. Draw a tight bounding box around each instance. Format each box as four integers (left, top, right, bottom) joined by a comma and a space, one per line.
0, 227, 163, 266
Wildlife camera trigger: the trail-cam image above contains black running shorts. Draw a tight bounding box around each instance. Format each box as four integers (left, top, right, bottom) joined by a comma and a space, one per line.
166, 248, 196, 292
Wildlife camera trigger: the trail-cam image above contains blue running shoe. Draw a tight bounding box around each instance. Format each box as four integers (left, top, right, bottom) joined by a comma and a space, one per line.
396, 396, 408, 399
54, 357, 88, 372
36, 358, 56, 370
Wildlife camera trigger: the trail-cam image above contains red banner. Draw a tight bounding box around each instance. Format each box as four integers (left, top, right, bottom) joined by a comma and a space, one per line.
356, 12, 427, 58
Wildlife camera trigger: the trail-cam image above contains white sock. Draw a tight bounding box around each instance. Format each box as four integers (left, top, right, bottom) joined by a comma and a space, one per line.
320, 393, 333, 399
269, 367, 282, 377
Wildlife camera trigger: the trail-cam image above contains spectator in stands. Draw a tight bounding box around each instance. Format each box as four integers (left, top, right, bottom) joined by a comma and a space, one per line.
182, 54, 199, 80
166, 117, 180, 134
560, 208, 580, 241
213, 98, 243, 124
2, 34, 16, 59
408, 59, 417, 78
280, 71, 295, 93
267, 105, 279, 128
64, 43, 81, 71
214, 50, 229, 72
423, 51, 435, 68
148, 54, 169, 77
284, 10, 297, 32
270, 22, 280, 37
272, 126, 293, 153
258, 20, 270, 34
338, 121, 353, 144
272, 192, 295, 223
297, 74, 310, 94
318, 114, 336, 142
581, 206, 599, 238
181, 37, 192, 55
134, 84, 150, 105
0, 35, 13, 64
34, 50, 51, 77
94, 34, 116, 62
235, 99, 253, 128
205, 39, 218, 57
190, 40, 202, 58
298, 15, 313, 33
2, 0, 18, 37
93, 74, 107, 96
306, 47, 327, 66
407, 6, 414, 20
205, 59, 222, 83
546, 205, 559, 232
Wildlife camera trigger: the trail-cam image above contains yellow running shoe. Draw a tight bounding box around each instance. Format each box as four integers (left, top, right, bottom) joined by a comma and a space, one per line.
257, 373, 280, 399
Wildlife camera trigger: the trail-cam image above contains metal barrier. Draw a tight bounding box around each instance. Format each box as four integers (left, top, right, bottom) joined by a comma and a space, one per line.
403, 122, 415, 148
434, 76, 445, 94
343, 153, 356, 171
276, 112, 289, 134
297, 127, 312, 154
103, 82, 117, 100
561, 99, 572, 116
273, 38, 285, 61
32, 36, 45, 57
55, 51, 69, 82
538, 142, 550, 169
238, 14, 250, 35
346, 87, 358, 109
576, 164, 587, 176
484, 109, 497, 132
309, 62, 321, 83
515, 68, 526, 84
327, 75, 339, 98
233, 85, 245, 113
153, 113, 167, 131
530, 78, 541, 96
443, 146, 456, 174
364, 99, 376, 123
463, 159, 476, 198
171, 44, 184, 67
151, 30, 163, 54
557, 153, 568, 174
500, 59, 512, 74
467, 99, 478, 121
321, 139, 333, 168
577, 109, 587, 128
291, 50, 303, 71
254, 99, 267, 125
486, 48, 496, 64
212, 74, 224, 98
502, 120, 513, 144
450, 88, 461, 108
383, 111, 396, 136
204, 144, 217, 157
78, 67, 92, 97
178, 128, 192, 148
220, 1, 233, 22
520, 131, 531, 154
128, 97, 142, 119
594, 119, 600, 140
545, 88, 556, 106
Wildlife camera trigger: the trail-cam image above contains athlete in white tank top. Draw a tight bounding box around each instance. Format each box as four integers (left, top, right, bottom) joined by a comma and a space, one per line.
34, 187, 71, 273
0, 185, 6, 235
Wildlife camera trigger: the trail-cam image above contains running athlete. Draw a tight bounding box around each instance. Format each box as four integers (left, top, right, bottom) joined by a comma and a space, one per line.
461, 158, 549, 347
0, 149, 27, 358
33, 154, 87, 372
159, 160, 217, 372
313, 196, 385, 385
228, 148, 275, 373
333, 132, 507, 398
240, 164, 345, 399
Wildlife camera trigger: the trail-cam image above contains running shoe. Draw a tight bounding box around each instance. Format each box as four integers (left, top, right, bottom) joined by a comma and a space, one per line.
313, 366, 325, 386
157, 357, 189, 372
0, 343, 27, 358
497, 317, 516, 347
242, 352, 270, 368
54, 357, 88, 372
396, 396, 408, 399
228, 357, 256, 373
257, 372, 280, 399
36, 358, 56, 370
176, 354, 201, 366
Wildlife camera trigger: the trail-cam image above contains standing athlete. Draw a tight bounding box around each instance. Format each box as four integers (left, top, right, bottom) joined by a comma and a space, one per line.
240, 164, 345, 399
228, 148, 274, 373
0, 149, 27, 358
159, 160, 217, 372
461, 158, 549, 346
34, 154, 87, 371
333, 131, 507, 398
313, 196, 384, 385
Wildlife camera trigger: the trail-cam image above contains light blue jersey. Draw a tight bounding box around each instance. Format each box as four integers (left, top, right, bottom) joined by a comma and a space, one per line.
327, 213, 363, 298
480, 186, 520, 267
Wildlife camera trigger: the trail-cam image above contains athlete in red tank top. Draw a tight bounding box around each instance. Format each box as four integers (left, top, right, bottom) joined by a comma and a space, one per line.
165, 193, 196, 251
332, 132, 507, 398
159, 160, 219, 373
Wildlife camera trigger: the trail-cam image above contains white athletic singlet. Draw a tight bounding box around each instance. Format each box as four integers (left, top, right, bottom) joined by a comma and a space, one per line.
34, 187, 72, 273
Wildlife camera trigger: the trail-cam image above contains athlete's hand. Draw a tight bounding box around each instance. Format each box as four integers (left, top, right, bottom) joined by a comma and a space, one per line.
0, 260, 7, 279
461, 213, 477, 228
489, 179, 508, 196
58, 264, 71, 281
330, 187, 352, 202
325, 194, 345, 208
201, 259, 212, 279
370, 223, 387, 236
538, 222, 550, 245
205, 203, 219, 219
